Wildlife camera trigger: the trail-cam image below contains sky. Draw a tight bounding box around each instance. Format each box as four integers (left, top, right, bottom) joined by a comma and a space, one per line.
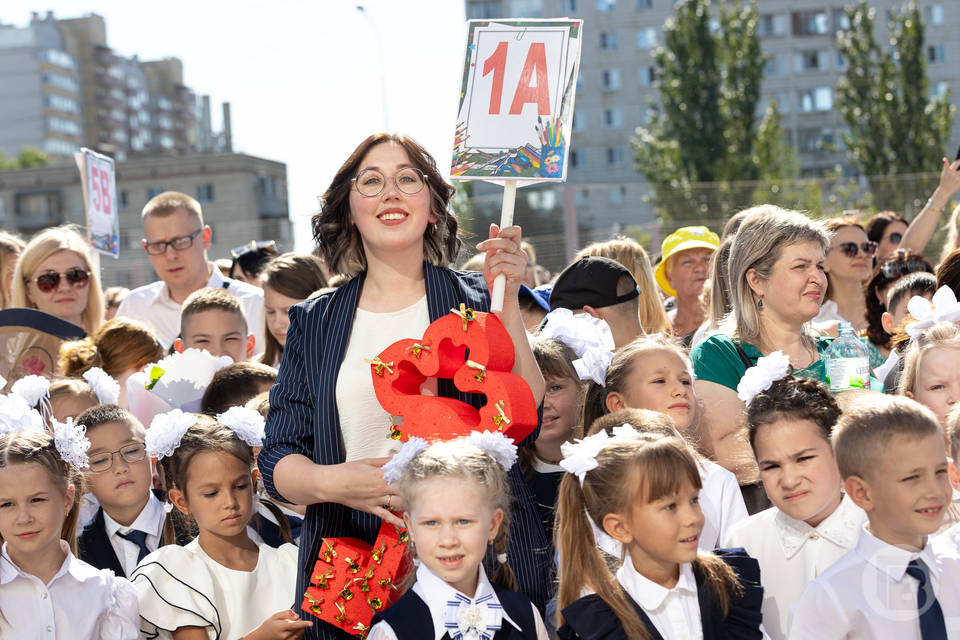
4, 0, 468, 250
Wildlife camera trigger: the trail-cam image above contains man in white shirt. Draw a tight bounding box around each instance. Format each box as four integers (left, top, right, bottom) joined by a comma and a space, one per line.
116, 191, 264, 352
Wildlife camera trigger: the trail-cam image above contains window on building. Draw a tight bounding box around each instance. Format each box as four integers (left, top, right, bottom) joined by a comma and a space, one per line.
572, 111, 585, 132
570, 149, 584, 168
797, 127, 835, 153
637, 27, 657, 48
603, 108, 623, 128
602, 68, 622, 90
637, 0, 652, 8
600, 31, 618, 50
42, 138, 78, 156
196, 184, 215, 203
468, 1, 498, 19
606, 148, 624, 167
43, 49, 75, 70
608, 185, 627, 204
44, 94, 79, 113
508, 0, 542, 17
794, 50, 829, 72
757, 14, 788, 36
638, 66, 655, 87
927, 45, 946, 63
118, 190, 128, 209
924, 4, 944, 26
575, 188, 590, 208
597, 0, 615, 11
798, 87, 833, 112
792, 10, 829, 36
930, 82, 949, 100
562, 0, 577, 12
146, 187, 166, 200
832, 9, 850, 31
576, 75, 584, 91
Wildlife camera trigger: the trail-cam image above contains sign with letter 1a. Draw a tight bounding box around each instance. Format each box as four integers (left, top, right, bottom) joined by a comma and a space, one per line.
75, 147, 119, 258
452, 19, 582, 182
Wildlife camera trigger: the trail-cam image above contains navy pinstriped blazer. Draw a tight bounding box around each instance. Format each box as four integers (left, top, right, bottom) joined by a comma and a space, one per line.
259, 263, 553, 640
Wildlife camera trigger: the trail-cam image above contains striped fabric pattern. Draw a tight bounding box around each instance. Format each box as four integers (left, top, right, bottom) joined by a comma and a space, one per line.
259, 263, 552, 640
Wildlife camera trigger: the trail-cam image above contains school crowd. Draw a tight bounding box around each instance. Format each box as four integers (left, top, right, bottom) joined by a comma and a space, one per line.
1, 133, 960, 640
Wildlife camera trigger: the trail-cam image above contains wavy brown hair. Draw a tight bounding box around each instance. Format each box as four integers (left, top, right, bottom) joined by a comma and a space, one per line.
58, 317, 165, 377
312, 133, 461, 277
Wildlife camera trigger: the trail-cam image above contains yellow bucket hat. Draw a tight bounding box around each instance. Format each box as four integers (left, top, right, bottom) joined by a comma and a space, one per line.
655, 226, 720, 297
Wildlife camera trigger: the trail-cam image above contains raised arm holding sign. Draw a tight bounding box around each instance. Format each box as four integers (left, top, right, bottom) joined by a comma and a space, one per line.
451, 19, 582, 310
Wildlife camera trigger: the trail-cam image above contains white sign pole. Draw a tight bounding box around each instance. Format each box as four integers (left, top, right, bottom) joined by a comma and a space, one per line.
490, 181, 517, 313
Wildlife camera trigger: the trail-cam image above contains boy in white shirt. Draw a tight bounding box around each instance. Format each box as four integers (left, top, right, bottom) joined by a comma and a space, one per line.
789, 395, 960, 639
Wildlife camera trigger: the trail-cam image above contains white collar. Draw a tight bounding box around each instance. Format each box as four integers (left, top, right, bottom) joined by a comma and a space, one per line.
0, 540, 79, 587
103, 492, 166, 540
854, 524, 940, 583
616, 552, 698, 611
531, 457, 564, 473
413, 563, 521, 640
774, 492, 864, 559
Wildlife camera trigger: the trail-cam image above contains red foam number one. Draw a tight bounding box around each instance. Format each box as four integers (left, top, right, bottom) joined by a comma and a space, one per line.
482, 41, 551, 116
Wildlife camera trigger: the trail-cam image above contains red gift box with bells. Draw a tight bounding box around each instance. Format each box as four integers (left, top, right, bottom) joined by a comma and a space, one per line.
301, 308, 538, 637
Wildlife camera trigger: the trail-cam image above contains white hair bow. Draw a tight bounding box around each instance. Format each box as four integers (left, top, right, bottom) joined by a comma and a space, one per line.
736, 351, 791, 405
215, 406, 265, 448
905, 286, 960, 338
380, 431, 519, 486
52, 417, 91, 469
0, 393, 45, 436
146, 409, 199, 460
539, 308, 616, 385
559, 425, 640, 486
10, 375, 52, 423
83, 367, 121, 405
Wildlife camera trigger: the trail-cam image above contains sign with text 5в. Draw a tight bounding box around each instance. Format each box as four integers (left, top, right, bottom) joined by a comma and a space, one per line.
76, 147, 119, 258
452, 19, 582, 182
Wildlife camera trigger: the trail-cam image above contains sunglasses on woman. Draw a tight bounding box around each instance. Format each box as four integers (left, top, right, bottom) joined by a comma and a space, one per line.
28, 267, 90, 293
831, 241, 878, 258
885, 232, 903, 245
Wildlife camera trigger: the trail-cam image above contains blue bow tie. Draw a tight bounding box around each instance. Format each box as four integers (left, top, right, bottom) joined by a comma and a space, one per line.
443, 592, 503, 640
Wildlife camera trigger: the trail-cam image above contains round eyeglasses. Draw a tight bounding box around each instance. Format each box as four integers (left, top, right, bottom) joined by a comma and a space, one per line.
351, 168, 426, 197
88, 442, 148, 473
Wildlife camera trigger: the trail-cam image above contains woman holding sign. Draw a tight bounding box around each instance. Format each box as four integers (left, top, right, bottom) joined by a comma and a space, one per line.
259, 133, 550, 637
11, 225, 105, 335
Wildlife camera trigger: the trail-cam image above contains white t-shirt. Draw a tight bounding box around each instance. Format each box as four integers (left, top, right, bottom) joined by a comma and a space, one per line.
336, 296, 432, 462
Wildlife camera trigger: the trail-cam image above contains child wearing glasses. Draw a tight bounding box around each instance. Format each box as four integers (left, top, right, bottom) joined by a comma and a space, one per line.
76, 404, 186, 578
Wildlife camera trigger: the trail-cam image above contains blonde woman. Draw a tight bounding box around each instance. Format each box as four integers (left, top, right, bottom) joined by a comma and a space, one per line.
11, 226, 105, 334
575, 236, 672, 335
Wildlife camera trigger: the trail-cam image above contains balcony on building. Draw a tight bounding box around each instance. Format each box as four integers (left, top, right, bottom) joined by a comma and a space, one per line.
14, 189, 63, 231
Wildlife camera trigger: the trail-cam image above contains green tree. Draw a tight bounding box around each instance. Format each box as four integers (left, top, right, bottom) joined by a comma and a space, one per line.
836, 1, 955, 209
0, 146, 49, 170
632, 0, 796, 230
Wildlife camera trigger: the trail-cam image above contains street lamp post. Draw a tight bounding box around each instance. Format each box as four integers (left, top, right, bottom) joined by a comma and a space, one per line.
356, 5, 390, 132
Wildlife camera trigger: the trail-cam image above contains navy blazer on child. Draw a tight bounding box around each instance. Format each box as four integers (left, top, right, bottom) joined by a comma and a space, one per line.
558, 548, 764, 640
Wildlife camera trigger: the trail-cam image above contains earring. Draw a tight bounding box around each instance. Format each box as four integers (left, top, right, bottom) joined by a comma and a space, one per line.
757, 298, 763, 309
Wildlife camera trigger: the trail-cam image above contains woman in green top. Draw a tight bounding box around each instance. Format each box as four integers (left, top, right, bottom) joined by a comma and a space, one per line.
690, 207, 831, 488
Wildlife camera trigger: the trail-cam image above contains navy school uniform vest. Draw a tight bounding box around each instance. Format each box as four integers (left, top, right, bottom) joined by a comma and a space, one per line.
372, 583, 538, 640
557, 549, 764, 640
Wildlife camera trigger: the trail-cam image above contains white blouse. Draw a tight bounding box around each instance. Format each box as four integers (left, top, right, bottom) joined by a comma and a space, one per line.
722, 493, 865, 640
0, 541, 139, 640
698, 459, 749, 550
131, 538, 299, 639
617, 552, 703, 640
336, 296, 431, 462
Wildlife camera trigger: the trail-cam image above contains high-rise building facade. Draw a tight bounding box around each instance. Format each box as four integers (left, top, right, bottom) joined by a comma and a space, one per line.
464, 0, 959, 239
0, 12, 227, 163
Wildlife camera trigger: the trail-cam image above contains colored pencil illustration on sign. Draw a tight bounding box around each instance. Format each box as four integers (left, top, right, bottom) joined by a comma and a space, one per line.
451, 19, 582, 182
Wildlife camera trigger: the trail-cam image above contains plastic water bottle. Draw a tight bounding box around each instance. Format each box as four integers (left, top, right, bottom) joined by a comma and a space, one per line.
825, 321, 871, 392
